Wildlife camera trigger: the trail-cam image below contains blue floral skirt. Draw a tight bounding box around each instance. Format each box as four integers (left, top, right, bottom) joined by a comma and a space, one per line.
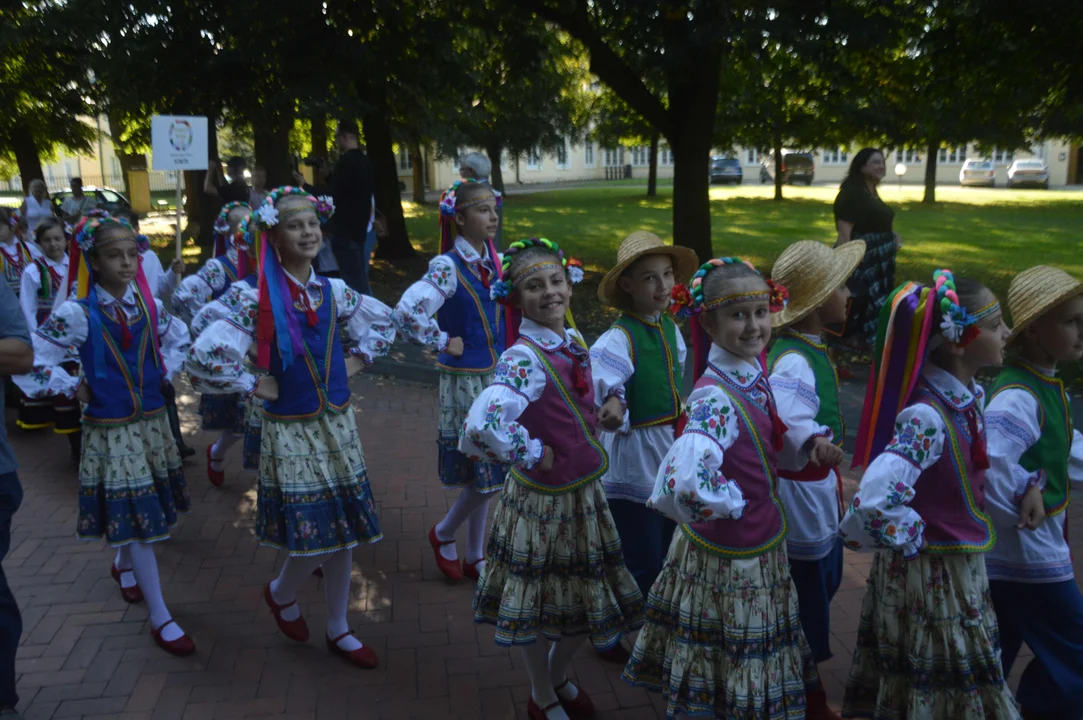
256, 407, 382, 556
242, 395, 262, 471
76, 413, 190, 546
438, 373, 506, 493
198, 392, 246, 433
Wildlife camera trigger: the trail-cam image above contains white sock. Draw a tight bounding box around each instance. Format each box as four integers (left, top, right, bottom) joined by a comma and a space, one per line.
549, 635, 587, 701
322, 549, 363, 652
128, 543, 184, 642
210, 432, 239, 469
464, 495, 492, 570
523, 643, 568, 720
435, 486, 490, 562
269, 555, 323, 622
114, 547, 137, 589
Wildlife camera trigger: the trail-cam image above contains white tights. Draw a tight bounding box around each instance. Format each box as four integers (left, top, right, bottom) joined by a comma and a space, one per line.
114, 543, 184, 641
209, 431, 239, 468
268, 549, 363, 652
520, 635, 588, 720
433, 486, 493, 566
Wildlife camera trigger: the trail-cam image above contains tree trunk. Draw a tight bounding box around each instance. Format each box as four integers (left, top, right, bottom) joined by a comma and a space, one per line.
362, 85, 415, 260
486, 142, 506, 193
11, 121, 44, 191
923, 140, 938, 204
185, 119, 218, 255
310, 112, 329, 164
773, 133, 784, 202
106, 111, 145, 198
647, 132, 659, 197
410, 142, 425, 203
254, 109, 295, 188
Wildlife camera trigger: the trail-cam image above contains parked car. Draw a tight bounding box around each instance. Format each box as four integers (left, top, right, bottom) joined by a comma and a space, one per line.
710, 157, 743, 185
759, 150, 815, 185
1007, 159, 1050, 189
959, 159, 996, 188
51, 186, 133, 217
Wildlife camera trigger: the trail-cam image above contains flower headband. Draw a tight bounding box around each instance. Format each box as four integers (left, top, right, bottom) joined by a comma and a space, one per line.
933, 269, 986, 346
73, 210, 147, 253
254, 187, 334, 229
489, 237, 583, 304
6, 209, 20, 229
213, 201, 251, 236
670, 257, 788, 318
439, 179, 502, 218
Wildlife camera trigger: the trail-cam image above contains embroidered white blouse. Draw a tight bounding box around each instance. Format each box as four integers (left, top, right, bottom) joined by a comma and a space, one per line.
457, 319, 587, 470
984, 367, 1083, 583
172, 249, 240, 325
589, 315, 687, 503
840, 365, 985, 558
18, 255, 69, 331
392, 236, 498, 352
646, 344, 758, 525
13, 284, 190, 399
769, 333, 841, 560
188, 279, 253, 339
140, 250, 179, 300
185, 269, 395, 396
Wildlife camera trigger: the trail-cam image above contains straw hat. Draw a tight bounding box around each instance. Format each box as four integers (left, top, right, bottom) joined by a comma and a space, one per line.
1007, 265, 1083, 341
597, 231, 699, 309
770, 239, 866, 328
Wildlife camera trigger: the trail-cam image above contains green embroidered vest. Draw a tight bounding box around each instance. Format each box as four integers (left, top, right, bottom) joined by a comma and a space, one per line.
988, 361, 1073, 516
611, 313, 683, 428
767, 332, 844, 446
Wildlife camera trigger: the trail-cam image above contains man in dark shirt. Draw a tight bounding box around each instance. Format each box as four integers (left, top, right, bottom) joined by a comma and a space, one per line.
330, 121, 375, 294
203, 156, 252, 209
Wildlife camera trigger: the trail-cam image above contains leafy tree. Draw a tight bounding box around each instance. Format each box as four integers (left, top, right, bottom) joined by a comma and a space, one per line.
592, 87, 663, 197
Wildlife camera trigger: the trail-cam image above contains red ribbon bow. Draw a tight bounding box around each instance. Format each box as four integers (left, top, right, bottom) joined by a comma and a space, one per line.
115, 306, 133, 351
964, 408, 990, 472
560, 347, 590, 397
288, 281, 319, 328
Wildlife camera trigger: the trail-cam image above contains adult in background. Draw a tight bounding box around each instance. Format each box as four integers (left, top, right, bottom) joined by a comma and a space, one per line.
20, 180, 55, 237
203, 157, 251, 211
59, 178, 96, 224
330, 120, 374, 295
829, 148, 902, 362
294, 158, 339, 278
249, 165, 268, 210
460, 152, 503, 248
0, 280, 34, 716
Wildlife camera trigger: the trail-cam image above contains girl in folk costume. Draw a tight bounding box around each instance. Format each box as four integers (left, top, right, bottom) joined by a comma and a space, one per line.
114, 209, 185, 301
17, 218, 82, 459
984, 266, 1083, 720
0, 207, 41, 293
624, 258, 836, 720
840, 270, 1018, 718
459, 238, 643, 720
187, 187, 395, 669
588, 231, 697, 663
173, 201, 254, 487
13, 213, 194, 655
394, 180, 509, 582
767, 240, 864, 667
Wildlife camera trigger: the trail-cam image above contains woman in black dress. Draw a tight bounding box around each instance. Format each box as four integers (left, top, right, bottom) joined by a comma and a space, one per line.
829, 148, 902, 351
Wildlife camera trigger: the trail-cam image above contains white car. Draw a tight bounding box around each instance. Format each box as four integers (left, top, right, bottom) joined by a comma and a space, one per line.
1007, 159, 1050, 189
959, 159, 995, 187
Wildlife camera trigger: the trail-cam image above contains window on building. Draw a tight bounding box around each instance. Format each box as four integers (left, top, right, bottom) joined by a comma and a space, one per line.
660, 147, 673, 166
631, 145, 652, 167
604, 147, 622, 167
993, 148, 1014, 163
745, 149, 759, 166
895, 149, 922, 165
584, 141, 595, 168
398, 147, 412, 171
526, 147, 542, 170
820, 148, 849, 165
556, 139, 569, 169
938, 146, 967, 164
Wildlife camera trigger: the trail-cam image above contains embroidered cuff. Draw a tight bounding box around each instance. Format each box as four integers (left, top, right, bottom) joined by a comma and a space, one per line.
241, 374, 260, 399
520, 438, 545, 470
1013, 470, 1047, 503
347, 346, 375, 365
903, 536, 924, 561
435, 332, 450, 353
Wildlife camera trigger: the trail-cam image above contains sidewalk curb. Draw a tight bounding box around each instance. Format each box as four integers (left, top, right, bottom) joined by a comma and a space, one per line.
371, 355, 440, 386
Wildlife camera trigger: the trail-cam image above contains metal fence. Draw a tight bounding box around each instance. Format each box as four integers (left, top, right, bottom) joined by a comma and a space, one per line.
0, 171, 181, 196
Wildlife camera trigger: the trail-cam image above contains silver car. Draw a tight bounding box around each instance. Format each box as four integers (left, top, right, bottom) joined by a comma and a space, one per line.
959, 159, 995, 187
1007, 159, 1050, 189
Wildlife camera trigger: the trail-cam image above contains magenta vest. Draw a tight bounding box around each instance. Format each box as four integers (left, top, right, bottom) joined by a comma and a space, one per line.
908, 385, 996, 554
682, 374, 787, 559
510, 337, 609, 494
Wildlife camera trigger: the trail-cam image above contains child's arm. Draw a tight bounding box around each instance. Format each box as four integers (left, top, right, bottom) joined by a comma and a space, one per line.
985, 388, 1049, 529
17, 263, 42, 332
646, 385, 747, 524
12, 300, 89, 400
391, 256, 458, 351
185, 294, 260, 397
154, 299, 191, 382
769, 353, 839, 468
839, 404, 946, 557
588, 328, 633, 433
171, 259, 227, 325
458, 345, 547, 469
189, 282, 248, 339
331, 280, 396, 365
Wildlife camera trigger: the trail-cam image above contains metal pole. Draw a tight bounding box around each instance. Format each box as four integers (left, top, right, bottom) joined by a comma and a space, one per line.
175, 172, 183, 259
96, 114, 106, 182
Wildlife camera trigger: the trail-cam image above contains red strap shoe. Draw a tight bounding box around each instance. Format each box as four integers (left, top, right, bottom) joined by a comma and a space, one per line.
428, 526, 464, 581
462, 558, 485, 581
151, 619, 196, 657
326, 631, 379, 669
262, 583, 309, 642
207, 446, 225, 488
555, 678, 595, 719
527, 696, 563, 720
111, 563, 143, 604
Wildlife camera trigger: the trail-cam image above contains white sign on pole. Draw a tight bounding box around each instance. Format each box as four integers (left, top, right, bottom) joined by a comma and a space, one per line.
151, 116, 209, 171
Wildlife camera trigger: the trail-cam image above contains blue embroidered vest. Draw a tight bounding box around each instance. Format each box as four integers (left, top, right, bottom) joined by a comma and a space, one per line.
76, 299, 165, 426
435, 251, 505, 374
263, 277, 350, 422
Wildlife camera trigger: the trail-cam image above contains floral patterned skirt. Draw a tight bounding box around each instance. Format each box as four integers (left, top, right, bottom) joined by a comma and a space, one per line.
257, 407, 382, 556
473, 476, 644, 649
198, 392, 246, 433
623, 532, 817, 719
77, 413, 190, 546
438, 373, 505, 493
842, 550, 1020, 719
242, 395, 262, 471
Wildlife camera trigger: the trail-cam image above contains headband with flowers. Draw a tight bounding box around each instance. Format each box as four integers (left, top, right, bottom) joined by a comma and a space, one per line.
489, 237, 583, 305
7, 209, 20, 229
212, 201, 251, 256
438, 179, 503, 255
933, 269, 984, 346
669, 257, 788, 318
253, 187, 334, 229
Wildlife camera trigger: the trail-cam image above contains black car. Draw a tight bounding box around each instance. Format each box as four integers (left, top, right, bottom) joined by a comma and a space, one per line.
52, 186, 132, 216
759, 151, 815, 185
710, 157, 743, 185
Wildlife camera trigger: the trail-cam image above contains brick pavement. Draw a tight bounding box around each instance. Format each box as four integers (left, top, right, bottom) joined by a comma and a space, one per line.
8, 374, 1083, 719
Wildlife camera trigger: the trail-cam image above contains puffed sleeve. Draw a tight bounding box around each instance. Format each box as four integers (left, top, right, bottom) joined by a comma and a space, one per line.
391, 255, 458, 351
18, 264, 42, 332
330, 279, 395, 363
984, 388, 1046, 529
840, 404, 947, 557
189, 282, 249, 338
1072, 429, 1083, 484
155, 299, 190, 382
770, 352, 833, 469
185, 294, 260, 396
458, 344, 546, 469
647, 384, 747, 524
13, 300, 88, 399
171, 259, 228, 325
589, 327, 633, 431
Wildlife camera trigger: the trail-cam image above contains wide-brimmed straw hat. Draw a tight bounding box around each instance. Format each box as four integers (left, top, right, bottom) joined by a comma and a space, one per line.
597, 231, 699, 309
770, 239, 866, 328
1007, 265, 1083, 341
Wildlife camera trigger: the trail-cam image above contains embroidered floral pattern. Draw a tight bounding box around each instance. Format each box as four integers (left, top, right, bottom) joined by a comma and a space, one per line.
684, 396, 732, 442
885, 416, 939, 467
423, 259, 455, 296
493, 358, 533, 394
